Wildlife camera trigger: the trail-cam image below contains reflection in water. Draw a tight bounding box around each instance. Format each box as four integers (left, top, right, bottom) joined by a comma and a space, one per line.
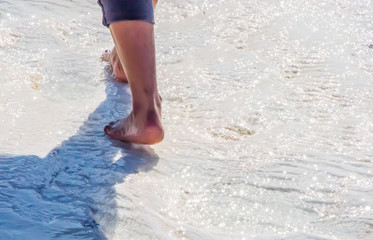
0, 77, 159, 239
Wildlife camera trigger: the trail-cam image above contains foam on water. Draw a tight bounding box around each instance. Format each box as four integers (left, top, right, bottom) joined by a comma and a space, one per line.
1, 0, 373, 239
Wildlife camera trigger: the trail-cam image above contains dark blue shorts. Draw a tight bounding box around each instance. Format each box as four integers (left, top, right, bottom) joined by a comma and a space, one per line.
97, 0, 154, 27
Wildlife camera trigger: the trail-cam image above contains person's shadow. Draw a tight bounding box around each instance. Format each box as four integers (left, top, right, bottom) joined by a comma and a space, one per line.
0, 72, 159, 240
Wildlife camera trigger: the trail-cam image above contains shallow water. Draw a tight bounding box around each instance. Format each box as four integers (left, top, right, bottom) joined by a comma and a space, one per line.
1, 0, 373, 239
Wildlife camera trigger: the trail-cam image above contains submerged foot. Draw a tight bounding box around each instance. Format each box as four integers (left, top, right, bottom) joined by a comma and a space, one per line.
105, 95, 163, 145
104, 110, 164, 145
101, 47, 128, 83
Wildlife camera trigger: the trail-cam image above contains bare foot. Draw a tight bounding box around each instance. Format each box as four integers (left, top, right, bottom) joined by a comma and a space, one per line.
104, 104, 164, 145
101, 47, 128, 83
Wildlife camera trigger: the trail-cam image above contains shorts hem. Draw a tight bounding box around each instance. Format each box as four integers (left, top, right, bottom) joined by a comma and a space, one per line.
105, 18, 155, 28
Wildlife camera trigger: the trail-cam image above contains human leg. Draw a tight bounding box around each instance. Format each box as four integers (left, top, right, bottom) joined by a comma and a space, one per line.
105, 21, 163, 144
98, 0, 163, 144
100, 0, 159, 83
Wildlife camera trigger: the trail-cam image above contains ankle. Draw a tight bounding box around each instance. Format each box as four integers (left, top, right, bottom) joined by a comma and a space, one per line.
145, 109, 162, 127
133, 92, 161, 111
132, 103, 160, 120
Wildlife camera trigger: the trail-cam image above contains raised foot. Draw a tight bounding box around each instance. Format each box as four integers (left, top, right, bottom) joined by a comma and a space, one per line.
104, 111, 164, 145
101, 47, 128, 83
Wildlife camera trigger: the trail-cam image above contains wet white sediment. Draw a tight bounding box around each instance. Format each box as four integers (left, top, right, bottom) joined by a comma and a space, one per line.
1, 0, 373, 239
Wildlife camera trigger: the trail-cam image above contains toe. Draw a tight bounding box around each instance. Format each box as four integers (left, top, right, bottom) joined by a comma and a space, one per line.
105, 126, 123, 141
104, 120, 120, 136
104, 125, 112, 135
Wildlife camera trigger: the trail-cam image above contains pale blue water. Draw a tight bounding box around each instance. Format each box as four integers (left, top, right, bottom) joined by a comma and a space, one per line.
1, 0, 373, 239
1, 80, 159, 239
